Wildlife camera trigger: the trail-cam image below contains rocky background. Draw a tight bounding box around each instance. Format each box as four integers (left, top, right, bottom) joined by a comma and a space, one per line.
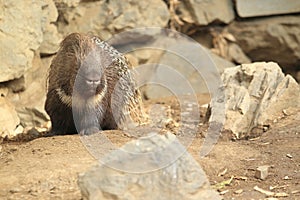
1, 0, 300, 139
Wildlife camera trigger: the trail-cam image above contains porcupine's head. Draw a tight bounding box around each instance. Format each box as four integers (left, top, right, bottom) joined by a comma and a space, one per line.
59, 33, 112, 99
75, 47, 108, 98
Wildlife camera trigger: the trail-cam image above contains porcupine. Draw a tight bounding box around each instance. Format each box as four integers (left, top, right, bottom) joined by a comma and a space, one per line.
45, 33, 145, 135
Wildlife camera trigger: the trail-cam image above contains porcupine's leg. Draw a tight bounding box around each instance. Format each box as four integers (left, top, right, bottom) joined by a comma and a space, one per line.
45, 90, 77, 135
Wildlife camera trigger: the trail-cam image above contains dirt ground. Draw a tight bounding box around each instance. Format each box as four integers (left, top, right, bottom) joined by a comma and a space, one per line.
0, 95, 299, 200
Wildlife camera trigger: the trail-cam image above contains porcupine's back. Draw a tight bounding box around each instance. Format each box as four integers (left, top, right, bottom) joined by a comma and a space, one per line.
95, 36, 146, 129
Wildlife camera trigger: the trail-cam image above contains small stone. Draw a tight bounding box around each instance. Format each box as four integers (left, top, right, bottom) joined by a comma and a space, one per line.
282, 109, 288, 116
286, 154, 292, 158
255, 165, 269, 180
9, 187, 22, 193
234, 189, 243, 194
14, 125, 24, 135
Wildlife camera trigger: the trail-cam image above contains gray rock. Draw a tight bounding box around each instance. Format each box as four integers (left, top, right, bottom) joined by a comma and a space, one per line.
143, 40, 235, 99
227, 16, 300, 70
0, 97, 20, 139
58, 0, 170, 40
178, 0, 235, 25
78, 133, 221, 200
214, 62, 300, 139
236, 0, 300, 18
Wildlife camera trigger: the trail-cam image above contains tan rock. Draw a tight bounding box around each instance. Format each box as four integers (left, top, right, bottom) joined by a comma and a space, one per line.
0, 87, 9, 97
57, 0, 170, 40
178, 0, 235, 25
0, 97, 20, 139
54, 0, 80, 7
227, 16, 300, 71
0, 0, 61, 82
39, 0, 62, 54
0, 1, 43, 82
6, 54, 50, 130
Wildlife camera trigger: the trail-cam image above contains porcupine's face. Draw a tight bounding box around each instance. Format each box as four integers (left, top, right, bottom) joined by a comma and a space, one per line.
74, 49, 108, 98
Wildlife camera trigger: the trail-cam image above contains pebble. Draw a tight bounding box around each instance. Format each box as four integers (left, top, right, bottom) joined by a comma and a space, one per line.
234, 189, 243, 194
255, 165, 269, 180
286, 154, 292, 158
9, 187, 21, 193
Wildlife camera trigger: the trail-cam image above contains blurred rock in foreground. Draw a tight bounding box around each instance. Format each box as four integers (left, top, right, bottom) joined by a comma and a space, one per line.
78, 133, 221, 200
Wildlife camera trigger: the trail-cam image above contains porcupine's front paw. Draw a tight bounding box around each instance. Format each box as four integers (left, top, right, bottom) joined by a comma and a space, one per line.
79, 126, 100, 136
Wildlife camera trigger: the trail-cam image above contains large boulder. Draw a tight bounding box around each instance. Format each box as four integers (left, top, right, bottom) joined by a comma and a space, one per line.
0, 1, 42, 82
39, 0, 62, 55
0, 0, 60, 82
178, 0, 235, 25
143, 41, 235, 99
57, 0, 170, 40
236, 0, 300, 18
78, 133, 221, 200
215, 62, 300, 139
5, 54, 50, 133
227, 16, 300, 71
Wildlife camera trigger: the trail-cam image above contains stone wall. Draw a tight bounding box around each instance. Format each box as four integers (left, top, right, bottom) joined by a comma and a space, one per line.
0, 0, 299, 138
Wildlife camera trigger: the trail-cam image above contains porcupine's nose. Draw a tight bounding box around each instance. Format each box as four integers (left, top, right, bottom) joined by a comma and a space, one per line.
86, 79, 101, 87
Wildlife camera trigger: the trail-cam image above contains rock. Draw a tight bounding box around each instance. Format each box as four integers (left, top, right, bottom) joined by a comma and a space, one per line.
0, 1, 42, 82
57, 0, 170, 40
143, 40, 235, 99
54, 0, 80, 7
234, 189, 243, 194
215, 62, 300, 139
0, 97, 20, 139
255, 165, 269, 180
0, 0, 62, 82
210, 28, 251, 65
227, 16, 300, 71
236, 0, 300, 18
78, 133, 221, 200
227, 43, 251, 64
178, 0, 235, 25
39, 0, 61, 54
3, 76, 26, 93
0, 0, 61, 82
0, 87, 9, 97
6, 54, 50, 130
39, 24, 61, 55
297, 71, 300, 83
